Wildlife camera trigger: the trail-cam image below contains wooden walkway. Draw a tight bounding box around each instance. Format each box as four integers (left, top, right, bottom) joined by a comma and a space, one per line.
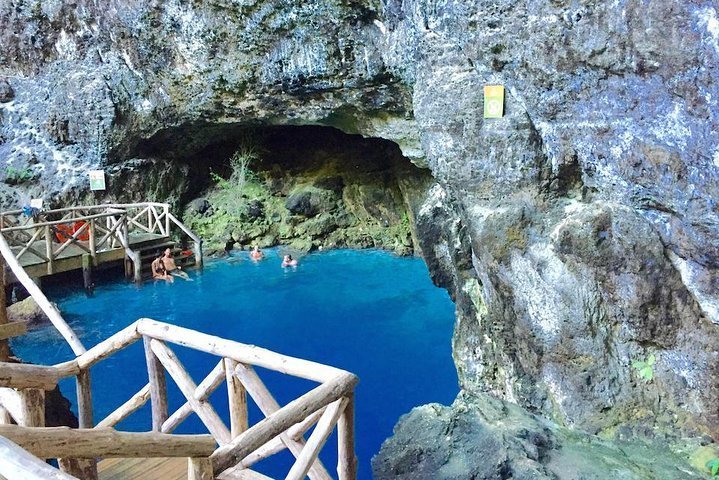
15, 232, 168, 278
0, 202, 204, 283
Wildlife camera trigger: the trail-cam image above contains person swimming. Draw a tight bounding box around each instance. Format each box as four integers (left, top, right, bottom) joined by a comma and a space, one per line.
281, 254, 298, 267
250, 245, 264, 261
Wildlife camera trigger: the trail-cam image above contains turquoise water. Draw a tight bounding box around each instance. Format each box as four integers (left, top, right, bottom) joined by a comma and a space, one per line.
11, 249, 457, 479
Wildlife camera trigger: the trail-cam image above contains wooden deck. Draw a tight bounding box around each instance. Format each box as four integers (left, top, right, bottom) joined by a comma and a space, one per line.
11, 232, 169, 279
98, 457, 274, 480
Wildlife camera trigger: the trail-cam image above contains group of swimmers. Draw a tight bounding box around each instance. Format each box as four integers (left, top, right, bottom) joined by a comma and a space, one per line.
154, 246, 297, 282
250, 245, 299, 267
152, 248, 191, 283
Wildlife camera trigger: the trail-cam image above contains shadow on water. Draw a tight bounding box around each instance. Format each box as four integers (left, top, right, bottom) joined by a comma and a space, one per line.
11, 248, 458, 479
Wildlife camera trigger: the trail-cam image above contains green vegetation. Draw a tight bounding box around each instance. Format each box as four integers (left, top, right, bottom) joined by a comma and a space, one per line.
707, 458, 719, 477
632, 354, 656, 382
4, 166, 34, 185
209, 146, 259, 217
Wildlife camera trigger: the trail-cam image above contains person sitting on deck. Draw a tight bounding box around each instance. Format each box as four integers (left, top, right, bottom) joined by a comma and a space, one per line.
281, 254, 298, 268
162, 248, 191, 280
151, 256, 173, 283
250, 245, 264, 261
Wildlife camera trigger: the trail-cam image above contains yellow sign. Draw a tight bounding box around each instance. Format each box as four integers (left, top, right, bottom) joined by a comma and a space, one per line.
483, 85, 505, 118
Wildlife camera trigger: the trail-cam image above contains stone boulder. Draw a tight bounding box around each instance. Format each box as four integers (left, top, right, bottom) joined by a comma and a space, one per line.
187, 198, 213, 217
285, 185, 339, 217
7, 296, 50, 326
373, 393, 711, 480
0, 79, 14, 103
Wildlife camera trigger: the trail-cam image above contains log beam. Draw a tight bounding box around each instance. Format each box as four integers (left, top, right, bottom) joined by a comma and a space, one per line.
0, 435, 77, 480
143, 335, 168, 431
0, 425, 217, 459
224, 358, 248, 439
95, 384, 151, 429
138, 319, 346, 383
0, 362, 58, 390
0, 321, 27, 341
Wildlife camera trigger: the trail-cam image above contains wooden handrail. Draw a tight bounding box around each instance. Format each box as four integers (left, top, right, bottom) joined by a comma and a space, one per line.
5, 316, 358, 479
0, 202, 168, 218
0, 362, 59, 390
0, 425, 217, 458
0, 435, 78, 480
166, 211, 201, 244
137, 319, 346, 383
0, 211, 122, 233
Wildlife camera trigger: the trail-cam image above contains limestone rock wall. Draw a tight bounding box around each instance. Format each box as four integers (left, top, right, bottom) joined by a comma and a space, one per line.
1, 0, 719, 468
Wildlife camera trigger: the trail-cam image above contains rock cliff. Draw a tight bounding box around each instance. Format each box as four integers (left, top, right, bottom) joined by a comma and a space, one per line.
1, 0, 718, 477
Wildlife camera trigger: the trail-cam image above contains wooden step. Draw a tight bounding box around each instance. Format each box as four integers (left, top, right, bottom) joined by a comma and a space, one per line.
98, 458, 275, 480
98, 457, 186, 480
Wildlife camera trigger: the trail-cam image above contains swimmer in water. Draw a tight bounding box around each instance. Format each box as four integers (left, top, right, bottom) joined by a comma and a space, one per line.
281, 254, 298, 267
250, 245, 264, 261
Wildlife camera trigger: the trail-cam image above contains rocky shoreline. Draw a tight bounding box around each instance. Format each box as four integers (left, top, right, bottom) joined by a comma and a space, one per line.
1, 0, 718, 478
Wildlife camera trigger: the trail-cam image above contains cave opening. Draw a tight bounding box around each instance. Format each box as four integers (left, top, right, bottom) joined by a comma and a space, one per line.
128, 124, 433, 256
14, 127, 459, 480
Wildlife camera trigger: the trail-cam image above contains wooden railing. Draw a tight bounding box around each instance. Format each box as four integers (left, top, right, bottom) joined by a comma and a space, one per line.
0, 202, 203, 278
0, 318, 358, 479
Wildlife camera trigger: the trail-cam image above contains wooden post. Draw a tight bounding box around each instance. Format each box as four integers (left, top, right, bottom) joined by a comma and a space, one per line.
131, 250, 142, 283
143, 336, 168, 431
188, 457, 213, 480
164, 205, 170, 238
337, 394, 357, 480
88, 218, 96, 265
63, 368, 103, 480
45, 224, 54, 275
224, 358, 248, 439
17, 388, 44, 427
76, 370, 93, 428
82, 254, 93, 297
58, 458, 98, 480
194, 240, 203, 269
0, 254, 9, 362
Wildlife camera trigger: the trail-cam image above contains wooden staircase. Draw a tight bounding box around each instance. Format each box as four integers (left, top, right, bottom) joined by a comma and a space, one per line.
134, 243, 196, 281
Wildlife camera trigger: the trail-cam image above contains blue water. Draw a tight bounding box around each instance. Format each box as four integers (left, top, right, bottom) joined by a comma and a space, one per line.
11, 249, 457, 479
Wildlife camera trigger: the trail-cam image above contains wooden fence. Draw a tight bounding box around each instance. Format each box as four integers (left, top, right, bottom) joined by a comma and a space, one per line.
0, 202, 203, 278
0, 318, 358, 479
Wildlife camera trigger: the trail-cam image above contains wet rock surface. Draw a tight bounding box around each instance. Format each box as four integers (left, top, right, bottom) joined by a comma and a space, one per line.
373, 393, 709, 480
1, 0, 719, 477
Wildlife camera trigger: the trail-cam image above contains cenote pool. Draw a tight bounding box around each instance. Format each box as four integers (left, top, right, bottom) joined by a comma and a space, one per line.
11, 249, 457, 479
